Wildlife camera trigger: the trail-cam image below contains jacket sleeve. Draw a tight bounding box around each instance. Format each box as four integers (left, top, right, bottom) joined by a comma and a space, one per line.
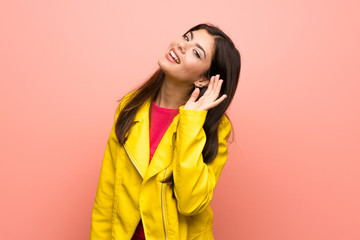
173, 106, 232, 216
90, 93, 134, 239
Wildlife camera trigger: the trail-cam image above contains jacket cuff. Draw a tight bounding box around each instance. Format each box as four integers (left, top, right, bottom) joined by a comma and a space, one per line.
179, 106, 208, 118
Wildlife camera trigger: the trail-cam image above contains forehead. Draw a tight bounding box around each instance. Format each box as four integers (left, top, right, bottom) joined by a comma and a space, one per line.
190, 29, 215, 58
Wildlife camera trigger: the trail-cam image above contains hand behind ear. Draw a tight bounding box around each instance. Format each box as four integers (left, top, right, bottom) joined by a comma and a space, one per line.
184, 74, 227, 111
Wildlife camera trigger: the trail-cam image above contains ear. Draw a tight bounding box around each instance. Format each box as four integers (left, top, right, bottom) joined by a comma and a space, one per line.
194, 76, 210, 88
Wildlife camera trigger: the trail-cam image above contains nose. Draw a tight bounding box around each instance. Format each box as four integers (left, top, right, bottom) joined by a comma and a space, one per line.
177, 41, 186, 54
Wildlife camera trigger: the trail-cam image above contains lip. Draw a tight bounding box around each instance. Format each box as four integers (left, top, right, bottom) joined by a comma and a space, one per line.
166, 48, 180, 64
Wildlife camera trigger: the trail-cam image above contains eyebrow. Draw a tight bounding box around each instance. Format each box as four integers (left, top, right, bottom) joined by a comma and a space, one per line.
190, 31, 207, 59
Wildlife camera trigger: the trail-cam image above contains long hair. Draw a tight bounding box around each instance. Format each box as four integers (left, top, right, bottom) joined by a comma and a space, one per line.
115, 23, 241, 185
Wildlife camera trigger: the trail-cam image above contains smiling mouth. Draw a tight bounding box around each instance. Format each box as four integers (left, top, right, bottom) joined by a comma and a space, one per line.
169, 49, 180, 64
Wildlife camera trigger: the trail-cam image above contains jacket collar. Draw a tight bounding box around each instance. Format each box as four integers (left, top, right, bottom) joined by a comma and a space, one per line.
123, 97, 179, 182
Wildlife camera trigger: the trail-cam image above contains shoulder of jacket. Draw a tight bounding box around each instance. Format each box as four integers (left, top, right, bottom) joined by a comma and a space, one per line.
115, 91, 137, 118
218, 114, 232, 141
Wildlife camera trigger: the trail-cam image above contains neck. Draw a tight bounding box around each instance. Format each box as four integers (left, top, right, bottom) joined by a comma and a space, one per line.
154, 75, 193, 109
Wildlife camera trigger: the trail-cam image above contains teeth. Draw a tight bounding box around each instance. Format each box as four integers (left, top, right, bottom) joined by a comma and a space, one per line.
170, 50, 179, 63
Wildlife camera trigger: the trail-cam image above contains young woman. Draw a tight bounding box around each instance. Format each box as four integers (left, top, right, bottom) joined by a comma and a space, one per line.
90, 23, 241, 240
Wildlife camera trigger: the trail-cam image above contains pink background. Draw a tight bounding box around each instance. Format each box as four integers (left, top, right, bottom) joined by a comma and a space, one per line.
1, 0, 359, 239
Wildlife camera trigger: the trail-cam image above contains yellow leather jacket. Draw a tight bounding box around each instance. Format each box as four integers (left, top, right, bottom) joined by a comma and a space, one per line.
90, 93, 231, 240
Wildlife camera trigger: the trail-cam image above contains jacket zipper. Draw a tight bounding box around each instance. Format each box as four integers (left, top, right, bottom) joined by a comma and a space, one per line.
161, 169, 168, 240
124, 144, 144, 239
124, 144, 168, 239
124, 145, 143, 178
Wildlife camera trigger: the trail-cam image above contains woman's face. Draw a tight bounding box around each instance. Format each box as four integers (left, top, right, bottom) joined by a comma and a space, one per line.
158, 29, 215, 86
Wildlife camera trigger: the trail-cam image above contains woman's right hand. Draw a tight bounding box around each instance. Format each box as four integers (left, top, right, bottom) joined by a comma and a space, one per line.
184, 74, 227, 111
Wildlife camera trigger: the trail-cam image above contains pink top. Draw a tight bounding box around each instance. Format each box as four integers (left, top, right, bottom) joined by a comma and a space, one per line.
131, 101, 179, 240
149, 102, 179, 162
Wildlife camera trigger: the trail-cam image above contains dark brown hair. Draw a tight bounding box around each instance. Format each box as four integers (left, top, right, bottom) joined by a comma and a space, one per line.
115, 23, 241, 185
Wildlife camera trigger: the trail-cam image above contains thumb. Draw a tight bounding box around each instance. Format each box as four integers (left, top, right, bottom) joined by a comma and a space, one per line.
188, 87, 200, 102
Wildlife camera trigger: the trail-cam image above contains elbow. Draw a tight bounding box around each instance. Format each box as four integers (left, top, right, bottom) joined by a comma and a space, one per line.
177, 204, 206, 216
176, 193, 212, 216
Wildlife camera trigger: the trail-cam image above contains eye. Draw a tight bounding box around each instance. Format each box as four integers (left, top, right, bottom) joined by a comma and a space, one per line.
193, 50, 201, 58
182, 32, 201, 59
183, 33, 189, 41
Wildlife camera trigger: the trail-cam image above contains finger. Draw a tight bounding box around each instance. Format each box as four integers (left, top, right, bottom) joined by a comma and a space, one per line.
211, 94, 227, 108
214, 79, 223, 97
208, 74, 219, 94
207, 78, 222, 102
211, 74, 220, 95
200, 94, 227, 111
203, 76, 214, 97
188, 87, 200, 102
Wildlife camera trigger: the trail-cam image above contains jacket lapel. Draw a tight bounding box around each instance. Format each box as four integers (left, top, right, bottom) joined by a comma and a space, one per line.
143, 115, 179, 182
123, 97, 180, 182
123, 99, 151, 179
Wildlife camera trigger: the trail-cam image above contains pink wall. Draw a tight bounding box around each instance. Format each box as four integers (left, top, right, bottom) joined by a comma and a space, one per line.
1, 0, 359, 239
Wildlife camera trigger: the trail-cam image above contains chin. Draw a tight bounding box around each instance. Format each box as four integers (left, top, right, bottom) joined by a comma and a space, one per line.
157, 58, 164, 69
158, 57, 172, 73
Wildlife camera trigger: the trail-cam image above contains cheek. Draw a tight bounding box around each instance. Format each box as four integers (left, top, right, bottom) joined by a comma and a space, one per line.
182, 59, 209, 76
